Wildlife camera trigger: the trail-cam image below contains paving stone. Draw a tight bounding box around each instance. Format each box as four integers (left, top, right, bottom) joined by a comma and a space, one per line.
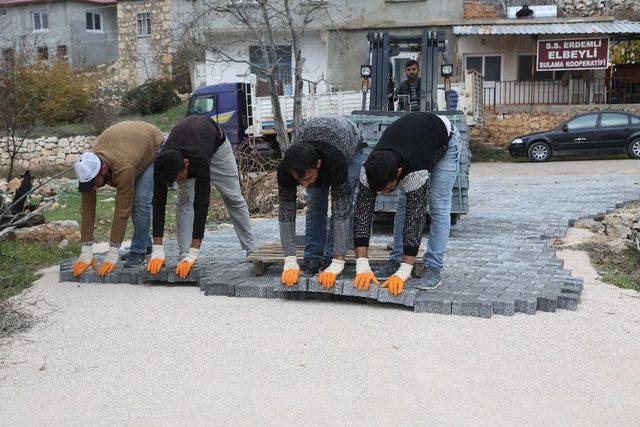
492, 296, 516, 316
536, 293, 558, 312
377, 283, 418, 307
414, 291, 453, 314
452, 295, 492, 318
341, 280, 380, 300
274, 276, 308, 293
307, 277, 344, 295
200, 277, 238, 297
234, 281, 275, 298
557, 293, 580, 310
515, 296, 538, 315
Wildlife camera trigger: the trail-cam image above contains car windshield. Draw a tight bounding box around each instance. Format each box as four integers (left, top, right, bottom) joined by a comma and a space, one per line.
565, 114, 597, 131
188, 95, 216, 115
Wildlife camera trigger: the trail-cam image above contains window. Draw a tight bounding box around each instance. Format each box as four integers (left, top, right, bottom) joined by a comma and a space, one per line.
465, 55, 501, 81
2, 48, 15, 66
567, 114, 597, 130
86, 12, 102, 31
37, 46, 48, 61
600, 113, 629, 127
631, 116, 640, 125
249, 45, 293, 96
189, 96, 217, 115
32, 11, 49, 31
56, 45, 67, 62
137, 12, 151, 36
0, 9, 7, 17
517, 55, 556, 81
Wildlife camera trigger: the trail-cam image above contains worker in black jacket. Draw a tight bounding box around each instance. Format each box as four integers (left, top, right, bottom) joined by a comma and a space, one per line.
352, 112, 461, 296
149, 115, 255, 278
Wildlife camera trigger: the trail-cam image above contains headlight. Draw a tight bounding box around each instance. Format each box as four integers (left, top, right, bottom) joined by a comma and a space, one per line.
510, 138, 524, 145
360, 65, 372, 78
441, 64, 453, 77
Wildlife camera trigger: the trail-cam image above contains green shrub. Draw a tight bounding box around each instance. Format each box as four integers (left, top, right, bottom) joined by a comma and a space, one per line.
122, 79, 180, 116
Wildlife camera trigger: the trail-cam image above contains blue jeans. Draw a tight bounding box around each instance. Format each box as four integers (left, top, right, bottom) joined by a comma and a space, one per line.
390, 126, 461, 271
304, 150, 364, 262
129, 162, 154, 254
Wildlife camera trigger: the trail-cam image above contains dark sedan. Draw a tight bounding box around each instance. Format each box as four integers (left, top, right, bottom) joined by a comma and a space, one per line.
508, 111, 640, 162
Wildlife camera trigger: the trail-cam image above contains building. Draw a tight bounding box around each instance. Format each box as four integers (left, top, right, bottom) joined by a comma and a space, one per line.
455, 1, 640, 109
0, 0, 118, 67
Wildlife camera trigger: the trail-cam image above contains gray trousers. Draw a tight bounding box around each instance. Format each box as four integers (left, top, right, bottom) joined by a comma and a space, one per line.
175, 140, 255, 255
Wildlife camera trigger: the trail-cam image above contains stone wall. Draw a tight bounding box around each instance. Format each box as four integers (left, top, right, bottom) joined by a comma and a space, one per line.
1, 136, 96, 172
117, 0, 173, 87
463, 0, 640, 20
473, 105, 640, 147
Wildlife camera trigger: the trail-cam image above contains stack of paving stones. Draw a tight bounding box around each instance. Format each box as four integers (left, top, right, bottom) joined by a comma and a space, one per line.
60, 172, 640, 318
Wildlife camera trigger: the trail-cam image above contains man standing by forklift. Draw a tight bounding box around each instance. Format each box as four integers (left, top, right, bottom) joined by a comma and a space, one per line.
396, 60, 421, 112
351, 111, 461, 296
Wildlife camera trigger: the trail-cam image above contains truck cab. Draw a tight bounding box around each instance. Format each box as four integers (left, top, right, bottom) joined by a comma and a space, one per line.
186, 82, 252, 147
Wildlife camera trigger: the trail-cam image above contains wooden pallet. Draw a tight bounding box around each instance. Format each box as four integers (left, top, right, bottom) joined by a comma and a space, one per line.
247, 242, 424, 276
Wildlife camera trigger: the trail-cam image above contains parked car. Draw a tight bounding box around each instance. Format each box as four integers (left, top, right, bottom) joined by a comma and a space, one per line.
508, 111, 640, 162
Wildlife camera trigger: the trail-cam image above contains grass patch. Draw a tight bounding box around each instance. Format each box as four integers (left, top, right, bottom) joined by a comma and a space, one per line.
470, 145, 513, 162
27, 102, 188, 139
121, 102, 188, 133
45, 189, 179, 242
0, 240, 80, 301
578, 242, 640, 292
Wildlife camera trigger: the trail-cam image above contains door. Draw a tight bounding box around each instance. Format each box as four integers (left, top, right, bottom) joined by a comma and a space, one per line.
553, 113, 599, 153
598, 112, 630, 151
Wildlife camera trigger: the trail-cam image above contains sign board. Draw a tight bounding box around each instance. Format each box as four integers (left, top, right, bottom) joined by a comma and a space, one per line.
537, 37, 609, 71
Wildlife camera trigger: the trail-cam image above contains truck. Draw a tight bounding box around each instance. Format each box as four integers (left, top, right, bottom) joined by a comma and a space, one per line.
185, 77, 475, 157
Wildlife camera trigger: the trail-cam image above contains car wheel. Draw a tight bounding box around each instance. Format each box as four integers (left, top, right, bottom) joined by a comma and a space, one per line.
628, 138, 640, 159
528, 141, 551, 162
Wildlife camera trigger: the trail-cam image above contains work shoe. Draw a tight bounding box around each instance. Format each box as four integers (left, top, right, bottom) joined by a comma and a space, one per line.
301, 258, 322, 276
374, 260, 401, 280
415, 267, 443, 291
120, 246, 151, 261
124, 252, 147, 268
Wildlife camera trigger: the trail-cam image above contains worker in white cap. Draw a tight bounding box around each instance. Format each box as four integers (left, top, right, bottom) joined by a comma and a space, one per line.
72, 121, 164, 278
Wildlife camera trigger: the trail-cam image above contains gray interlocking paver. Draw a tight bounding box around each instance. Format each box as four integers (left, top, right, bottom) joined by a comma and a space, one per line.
59, 171, 640, 317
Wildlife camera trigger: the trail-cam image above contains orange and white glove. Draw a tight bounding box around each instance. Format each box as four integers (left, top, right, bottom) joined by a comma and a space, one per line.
98, 246, 119, 277
317, 259, 345, 289
281, 256, 300, 287
353, 257, 379, 291
72, 244, 96, 277
382, 262, 412, 296
176, 247, 199, 278
146, 244, 166, 275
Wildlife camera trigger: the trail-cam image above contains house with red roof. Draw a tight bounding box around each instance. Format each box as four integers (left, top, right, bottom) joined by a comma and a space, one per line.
0, 0, 118, 67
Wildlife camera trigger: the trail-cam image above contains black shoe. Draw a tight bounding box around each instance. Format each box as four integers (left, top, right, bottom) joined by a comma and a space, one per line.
415, 267, 443, 291
301, 258, 322, 276
120, 246, 152, 261
124, 252, 147, 268
374, 260, 401, 280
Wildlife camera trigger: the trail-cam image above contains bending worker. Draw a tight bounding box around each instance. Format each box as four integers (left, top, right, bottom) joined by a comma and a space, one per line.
149, 115, 255, 278
278, 116, 365, 288
72, 121, 164, 277
352, 111, 460, 295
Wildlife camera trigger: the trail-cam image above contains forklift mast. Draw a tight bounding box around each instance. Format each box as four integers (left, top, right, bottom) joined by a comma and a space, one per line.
365, 30, 450, 112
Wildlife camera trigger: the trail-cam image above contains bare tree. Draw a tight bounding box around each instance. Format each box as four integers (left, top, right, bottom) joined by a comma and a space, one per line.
0, 35, 43, 180
179, 0, 342, 155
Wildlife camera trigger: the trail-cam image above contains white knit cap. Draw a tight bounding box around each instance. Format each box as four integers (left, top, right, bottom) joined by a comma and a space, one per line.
74, 152, 101, 192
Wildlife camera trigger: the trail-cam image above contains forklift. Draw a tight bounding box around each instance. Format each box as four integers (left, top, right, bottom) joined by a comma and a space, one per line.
351, 30, 470, 225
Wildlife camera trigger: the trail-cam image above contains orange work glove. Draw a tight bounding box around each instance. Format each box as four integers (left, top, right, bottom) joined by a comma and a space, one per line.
72, 244, 96, 277
317, 259, 345, 289
353, 258, 379, 291
176, 247, 199, 279
146, 244, 166, 275
382, 262, 413, 296
281, 256, 300, 286
98, 246, 119, 277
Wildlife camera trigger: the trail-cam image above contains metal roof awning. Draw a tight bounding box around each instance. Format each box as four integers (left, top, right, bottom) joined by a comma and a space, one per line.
453, 20, 640, 36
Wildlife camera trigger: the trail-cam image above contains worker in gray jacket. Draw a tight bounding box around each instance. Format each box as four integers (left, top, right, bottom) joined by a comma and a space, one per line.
278, 116, 365, 288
